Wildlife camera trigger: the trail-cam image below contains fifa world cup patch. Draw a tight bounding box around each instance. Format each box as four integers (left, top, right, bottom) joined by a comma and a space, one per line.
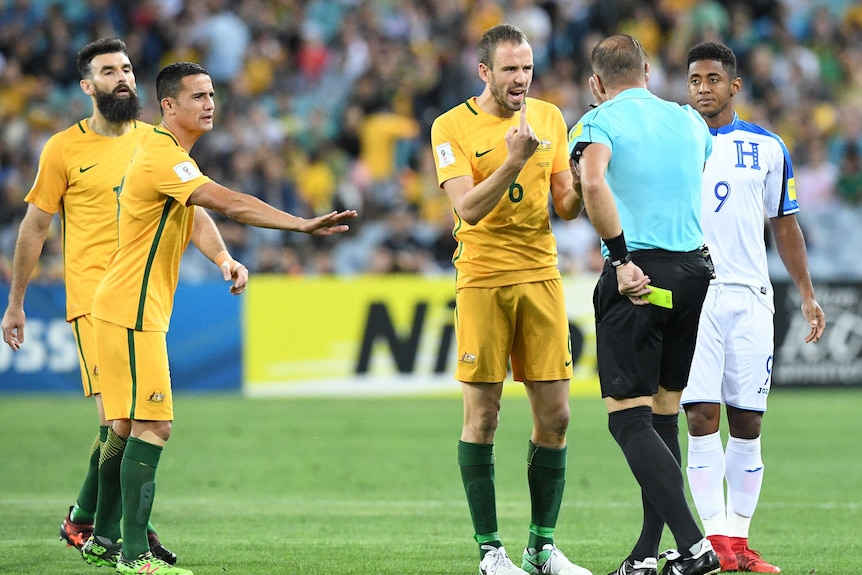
148, 392, 166, 404
172, 161, 202, 183
436, 142, 455, 168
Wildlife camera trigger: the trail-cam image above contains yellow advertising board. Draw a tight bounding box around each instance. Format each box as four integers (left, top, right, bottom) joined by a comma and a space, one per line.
244, 275, 599, 397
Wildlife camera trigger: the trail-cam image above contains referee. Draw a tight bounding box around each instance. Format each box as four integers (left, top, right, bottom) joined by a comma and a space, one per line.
568, 35, 720, 575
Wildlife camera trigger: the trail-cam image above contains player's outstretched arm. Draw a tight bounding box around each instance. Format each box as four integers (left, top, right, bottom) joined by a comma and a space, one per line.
187, 181, 356, 235
1, 204, 54, 350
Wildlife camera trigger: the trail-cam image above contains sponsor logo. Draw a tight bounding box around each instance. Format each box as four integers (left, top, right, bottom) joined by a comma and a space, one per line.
475, 148, 494, 157
79, 164, 98, 173
134, 561, 160, 574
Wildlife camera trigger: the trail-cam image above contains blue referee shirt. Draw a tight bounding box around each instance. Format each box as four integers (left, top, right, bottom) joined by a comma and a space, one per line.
568, 87, 712, 256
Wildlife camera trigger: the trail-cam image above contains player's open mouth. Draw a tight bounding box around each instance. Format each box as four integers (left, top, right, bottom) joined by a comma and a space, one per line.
510, 90, 525, 101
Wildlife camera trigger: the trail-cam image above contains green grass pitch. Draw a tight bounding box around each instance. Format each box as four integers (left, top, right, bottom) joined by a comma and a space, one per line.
0, 388, 859, 574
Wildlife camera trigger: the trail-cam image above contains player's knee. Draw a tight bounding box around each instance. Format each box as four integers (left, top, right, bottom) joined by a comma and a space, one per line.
727, 408, 762, 439
543, 404, 570, 436
466, 405, 500, 437
684, 403, 721, 435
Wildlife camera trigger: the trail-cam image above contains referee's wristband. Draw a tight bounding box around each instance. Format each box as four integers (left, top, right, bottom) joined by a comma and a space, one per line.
609, 253, 632, 267
604, 233, 631, 267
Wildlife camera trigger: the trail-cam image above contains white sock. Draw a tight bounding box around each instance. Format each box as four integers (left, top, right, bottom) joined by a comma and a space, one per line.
687, 431, 727, 535
725, 435, 763, 538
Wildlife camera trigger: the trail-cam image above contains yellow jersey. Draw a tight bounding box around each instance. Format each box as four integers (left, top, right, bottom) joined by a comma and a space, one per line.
92, 126, 212, 332
430, 97, 570, 289
25, 120, 152, 321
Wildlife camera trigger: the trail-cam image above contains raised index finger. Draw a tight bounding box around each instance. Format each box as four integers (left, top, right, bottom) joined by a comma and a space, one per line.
520, 102, 527, 130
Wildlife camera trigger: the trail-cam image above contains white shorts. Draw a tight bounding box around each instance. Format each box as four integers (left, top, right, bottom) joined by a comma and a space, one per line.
682, 284, 774, 411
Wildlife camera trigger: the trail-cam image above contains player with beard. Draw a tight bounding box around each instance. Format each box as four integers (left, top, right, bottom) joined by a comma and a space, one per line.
0, 37, 188, 566
431, 24, 589, 575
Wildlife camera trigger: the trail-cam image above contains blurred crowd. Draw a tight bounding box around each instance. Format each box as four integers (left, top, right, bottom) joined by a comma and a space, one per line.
1, 0, 861, 282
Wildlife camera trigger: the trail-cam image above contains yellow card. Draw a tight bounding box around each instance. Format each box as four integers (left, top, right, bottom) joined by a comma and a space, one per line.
642, 286, 673, 309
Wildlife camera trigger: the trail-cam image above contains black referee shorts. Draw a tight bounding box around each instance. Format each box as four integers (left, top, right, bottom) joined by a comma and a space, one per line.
593, 248, 712, 399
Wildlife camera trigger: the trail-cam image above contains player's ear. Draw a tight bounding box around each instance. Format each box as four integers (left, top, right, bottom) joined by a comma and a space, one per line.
731, 77, 742, 97
80, 78, 94, 97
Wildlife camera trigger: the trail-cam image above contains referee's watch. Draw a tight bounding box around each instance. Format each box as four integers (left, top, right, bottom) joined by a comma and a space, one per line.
609, 253, 632, 268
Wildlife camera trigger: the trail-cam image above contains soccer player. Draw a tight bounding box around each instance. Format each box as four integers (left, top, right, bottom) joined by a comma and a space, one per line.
0, 37, 176, 564
431, 24, 590, 575
568, 35, 719, 575
681, 42, 825, 573
87, 61, 356, 575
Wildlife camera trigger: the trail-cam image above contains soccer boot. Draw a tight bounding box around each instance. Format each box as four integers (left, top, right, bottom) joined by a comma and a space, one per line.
706, 535, 738, 572
729, 538, 780, 573
480, 545, 529, 575
117, 551, 193, 574
659, 542, 720, 575
148, 531, 178, 565
60, 505, 93, 550
609, 557, 658, 575
81, 534, 122, 567
522, 544, 592, 575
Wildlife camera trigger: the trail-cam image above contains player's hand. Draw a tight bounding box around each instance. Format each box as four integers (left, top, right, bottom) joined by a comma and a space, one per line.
615, 261, 651, 305
299, 210, 358, 236
221, 259, 249, 295
505, 103, 540, 166
801, 298, 825, 343
1, 306, 25, 351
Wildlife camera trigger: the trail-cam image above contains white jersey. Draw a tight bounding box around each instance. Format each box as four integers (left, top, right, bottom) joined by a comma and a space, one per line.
701, 113, 799, 308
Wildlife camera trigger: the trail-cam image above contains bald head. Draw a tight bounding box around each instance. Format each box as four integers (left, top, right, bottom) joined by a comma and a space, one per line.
590, 34, 649, 89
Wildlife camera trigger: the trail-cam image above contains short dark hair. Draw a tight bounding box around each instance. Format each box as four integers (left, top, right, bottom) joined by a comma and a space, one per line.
76, 37, 127, 79
156, 62, 210, 104
687, 42, 738, 78
590, 34, 648, 88
478, 24, 528, 68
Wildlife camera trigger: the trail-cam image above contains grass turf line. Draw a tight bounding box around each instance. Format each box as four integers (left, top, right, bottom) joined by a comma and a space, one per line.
0, 388, 859, 574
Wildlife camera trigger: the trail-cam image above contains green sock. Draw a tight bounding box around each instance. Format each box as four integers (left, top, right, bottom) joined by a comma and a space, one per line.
94, 428, 126, 542
121, 437, 162, 560
526, 441, 567, 551
70, 425, 109, 523
458, 441, 501, 557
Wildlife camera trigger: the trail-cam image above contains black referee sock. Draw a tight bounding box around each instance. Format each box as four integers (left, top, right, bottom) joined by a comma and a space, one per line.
630, 412, 682, 561
608, 406, 702, 555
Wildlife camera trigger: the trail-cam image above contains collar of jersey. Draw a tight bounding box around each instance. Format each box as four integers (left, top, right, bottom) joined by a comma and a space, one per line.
709, 111, 740, 136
